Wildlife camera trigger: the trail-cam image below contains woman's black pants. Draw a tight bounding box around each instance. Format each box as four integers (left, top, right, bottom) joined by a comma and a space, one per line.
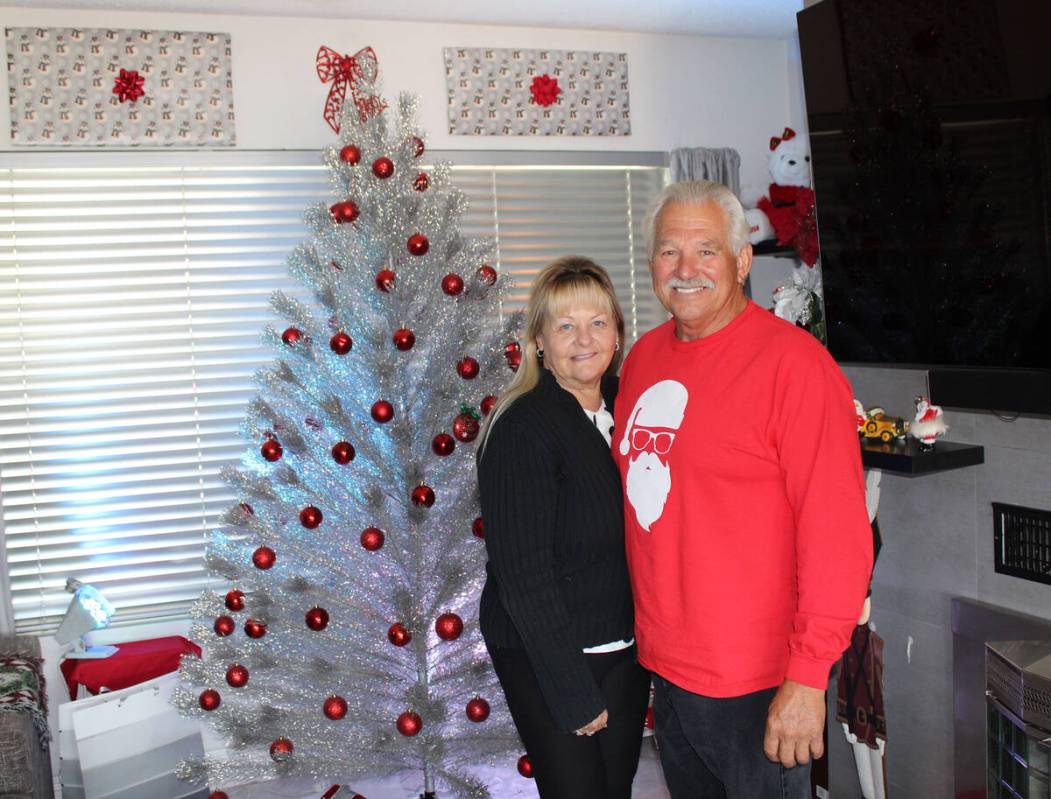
489, 644, 651, 799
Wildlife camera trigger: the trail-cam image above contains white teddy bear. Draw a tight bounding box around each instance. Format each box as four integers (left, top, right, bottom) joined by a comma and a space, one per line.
742, 127, 819, 265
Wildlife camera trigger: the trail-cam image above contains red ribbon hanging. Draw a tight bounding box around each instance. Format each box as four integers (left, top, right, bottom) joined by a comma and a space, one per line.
315, 46, 387, 134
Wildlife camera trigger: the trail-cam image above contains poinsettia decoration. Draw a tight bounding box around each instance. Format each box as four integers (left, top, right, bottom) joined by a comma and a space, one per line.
529, 74, 562, 107
112, 68, 145, 104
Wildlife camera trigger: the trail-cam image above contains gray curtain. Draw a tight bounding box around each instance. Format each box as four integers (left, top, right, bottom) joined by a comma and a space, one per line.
669, 147, 742, 196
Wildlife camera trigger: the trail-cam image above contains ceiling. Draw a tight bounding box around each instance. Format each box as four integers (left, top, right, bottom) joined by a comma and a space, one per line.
3, 0, 805, 38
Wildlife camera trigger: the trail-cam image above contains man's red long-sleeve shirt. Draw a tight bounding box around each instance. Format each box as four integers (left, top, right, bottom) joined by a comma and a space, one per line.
614, 301, 872, 696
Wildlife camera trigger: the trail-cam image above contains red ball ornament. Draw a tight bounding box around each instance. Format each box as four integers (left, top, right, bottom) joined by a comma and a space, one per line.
452, 411, 480, 443
269, 737, 293, 761
441, 273, 464, 296
456, 357, 480, 380
407, 233, 430, 256
331, 441, 355, 465
431, 433, 455, 457
225, 664, 249, 688
387, 623, 412, 647
477, 264, 498, 285
360, 526, 385, 551
260, 438, 283, 462
330, 332, 353, 355
281, 327, 303, 346
299, 506, 323, 529
504, 341, 521, 356
199, 689, 222, 711
214, 615, 236, 636
506, 350, 523, 372
397, 711, 423, 737
339, 144, 362, 165
208, 792, 229, 799
411, 136, 425, 158
411, 484, 435, 508
252, 546, 276, 570
371, 400, 394, 423
224, 590, 245, 612
392, 327, 416, 351
306, 606, 330, 632
375, 269, 396, 293
323, 695, 348, 721
413, 172, 429, 192
517, 755, 534, 779
472, 517, 484, 539
330, 200, 360, 223
435, 612, 464, 641
244, 618, 267, 639
466, 697, 490, 723
372, 157, 395, 179
480, 395, 497, 416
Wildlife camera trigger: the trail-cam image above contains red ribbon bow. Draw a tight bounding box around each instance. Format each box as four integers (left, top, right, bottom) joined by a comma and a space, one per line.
112, 68, 145, 104
529, 74, 562, 107
316, 46, 387, 134
769, 126, 797, 151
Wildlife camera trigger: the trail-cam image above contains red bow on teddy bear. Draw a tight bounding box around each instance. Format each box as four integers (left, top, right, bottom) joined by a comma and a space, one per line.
769, 127, 796, 151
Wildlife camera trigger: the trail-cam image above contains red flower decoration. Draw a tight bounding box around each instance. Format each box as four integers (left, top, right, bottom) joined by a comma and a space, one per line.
112, 69, 145, 104
529, 74, 562, 107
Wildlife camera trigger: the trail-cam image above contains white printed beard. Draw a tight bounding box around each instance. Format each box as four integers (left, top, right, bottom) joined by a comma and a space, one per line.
625, 450, 672, 532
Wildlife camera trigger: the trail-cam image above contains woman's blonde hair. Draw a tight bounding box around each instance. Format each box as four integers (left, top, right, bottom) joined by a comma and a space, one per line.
478, 255, 625, 454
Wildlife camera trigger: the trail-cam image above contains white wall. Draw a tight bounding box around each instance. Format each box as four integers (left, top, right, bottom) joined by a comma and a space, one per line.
0, 6, 797, 189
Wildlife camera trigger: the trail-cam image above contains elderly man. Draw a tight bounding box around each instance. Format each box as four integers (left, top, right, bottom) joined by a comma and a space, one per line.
613, 180, 872, 798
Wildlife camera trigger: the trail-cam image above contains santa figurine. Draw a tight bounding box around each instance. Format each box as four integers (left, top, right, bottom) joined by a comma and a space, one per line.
909, 396, 947, 451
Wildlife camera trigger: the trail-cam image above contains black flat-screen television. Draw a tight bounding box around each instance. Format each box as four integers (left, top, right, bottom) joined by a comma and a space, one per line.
798, 0, 1051, 415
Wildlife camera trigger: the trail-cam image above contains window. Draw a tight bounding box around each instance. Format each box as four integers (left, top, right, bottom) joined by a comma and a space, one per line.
0, 150, 667, 633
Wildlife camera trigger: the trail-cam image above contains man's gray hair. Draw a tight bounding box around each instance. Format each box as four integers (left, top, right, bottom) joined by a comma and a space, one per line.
643, 180, 751, 260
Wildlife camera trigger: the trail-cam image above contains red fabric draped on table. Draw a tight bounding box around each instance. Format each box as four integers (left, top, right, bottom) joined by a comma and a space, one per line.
60, 636, 201, 700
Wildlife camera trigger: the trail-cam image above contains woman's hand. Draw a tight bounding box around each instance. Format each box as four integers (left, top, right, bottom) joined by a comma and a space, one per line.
574, 709, 608, 736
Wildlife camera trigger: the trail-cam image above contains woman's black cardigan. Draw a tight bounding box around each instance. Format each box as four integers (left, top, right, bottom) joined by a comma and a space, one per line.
477, 368, 636, 733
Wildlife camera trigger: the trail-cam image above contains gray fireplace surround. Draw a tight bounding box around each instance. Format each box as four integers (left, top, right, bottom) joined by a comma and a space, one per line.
952, 597, 1051, 797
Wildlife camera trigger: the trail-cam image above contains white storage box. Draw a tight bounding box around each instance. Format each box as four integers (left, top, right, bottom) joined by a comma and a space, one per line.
58, 672, 207, 799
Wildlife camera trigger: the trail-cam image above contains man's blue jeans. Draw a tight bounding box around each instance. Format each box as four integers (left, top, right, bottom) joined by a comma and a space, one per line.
652, 674, 812, 799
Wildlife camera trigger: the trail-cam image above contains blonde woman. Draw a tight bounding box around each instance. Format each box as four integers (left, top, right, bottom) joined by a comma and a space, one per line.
477, 257, 649, 799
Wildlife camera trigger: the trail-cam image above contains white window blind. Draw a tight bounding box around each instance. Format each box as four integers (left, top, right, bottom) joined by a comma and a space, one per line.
0, 151, 667, 634
450, 165, 668, 339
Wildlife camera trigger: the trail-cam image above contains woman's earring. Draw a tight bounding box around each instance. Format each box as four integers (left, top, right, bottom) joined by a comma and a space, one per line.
614, 341, 621, 352
536, 347, 544, 358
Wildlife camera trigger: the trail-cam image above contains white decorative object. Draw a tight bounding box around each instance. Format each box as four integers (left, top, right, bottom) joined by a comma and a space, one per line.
56, 579, 117, 659
444, 46, 630, 136
842, 721, 887, 799
6, 27, 235, 146
59, 673, 207, 798
772, 264, 823, 326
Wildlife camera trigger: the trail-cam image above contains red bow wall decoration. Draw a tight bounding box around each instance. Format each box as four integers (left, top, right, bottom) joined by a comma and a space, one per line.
112, 68, 146, 104
316, 46, 386, 134
769, 126, 797, 151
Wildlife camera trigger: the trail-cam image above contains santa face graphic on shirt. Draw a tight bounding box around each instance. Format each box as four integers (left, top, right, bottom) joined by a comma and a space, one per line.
619, 380, 689, 531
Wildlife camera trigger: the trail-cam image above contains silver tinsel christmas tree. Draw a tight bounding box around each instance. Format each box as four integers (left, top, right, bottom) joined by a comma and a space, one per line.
173, 86, 523, 798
